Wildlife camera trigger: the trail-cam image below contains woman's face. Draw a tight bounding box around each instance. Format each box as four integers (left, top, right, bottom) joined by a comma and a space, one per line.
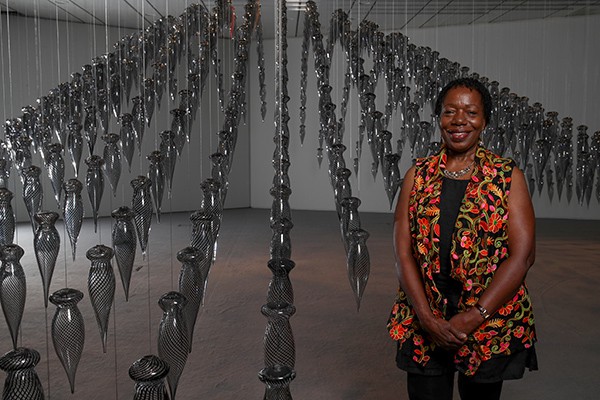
439, 86, 486, 156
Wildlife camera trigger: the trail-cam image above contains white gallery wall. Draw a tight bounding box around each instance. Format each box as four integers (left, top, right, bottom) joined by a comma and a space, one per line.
0, 15, 251, 222
248, 13, 600, 220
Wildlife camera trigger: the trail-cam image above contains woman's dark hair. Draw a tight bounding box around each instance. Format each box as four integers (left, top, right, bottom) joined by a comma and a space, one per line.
434, 78, 492, 124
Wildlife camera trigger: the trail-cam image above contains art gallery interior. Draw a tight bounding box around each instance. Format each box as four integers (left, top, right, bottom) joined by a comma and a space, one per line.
0, 1, 598, 399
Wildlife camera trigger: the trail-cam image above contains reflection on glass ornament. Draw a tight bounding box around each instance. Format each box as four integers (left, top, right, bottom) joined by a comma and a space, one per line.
63, 179, 84, 261
131, 176, 153, 256
347, 228, 370, 310
0, 347, 45, 400
49, 288, 85, 394
85, 155, 105, 232
258, 364, 295, 400
262, 301, 296, 369
101, 133, 122, 197
129, 355, 170, 400
177, 246, 205, 352
266, 258, 295, 306
0, 244, 26, 350
45, 143, 65, 207
0, 189, 15, 246
33, 211, 60, 308
147, 151, 165, 222
111, 206, 137, 301
158, 291, 189, 400
86, 245, 116, 353
21, 165, 43, 231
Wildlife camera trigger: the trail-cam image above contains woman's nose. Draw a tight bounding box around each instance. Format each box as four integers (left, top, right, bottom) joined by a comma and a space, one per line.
452, 110, 466, 124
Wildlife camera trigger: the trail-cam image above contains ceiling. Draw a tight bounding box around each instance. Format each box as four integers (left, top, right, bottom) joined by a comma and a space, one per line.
2, 0, 600, 38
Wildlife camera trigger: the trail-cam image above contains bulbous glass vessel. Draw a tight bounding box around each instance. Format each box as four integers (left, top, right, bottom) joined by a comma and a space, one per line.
33, 211, 60, 308
86, 245, 115, 353
0, 244, 26, 350
129, 355, 169, 400
0, 188, 15, 246
0, 347, 45, 399
111, 206, 137, 301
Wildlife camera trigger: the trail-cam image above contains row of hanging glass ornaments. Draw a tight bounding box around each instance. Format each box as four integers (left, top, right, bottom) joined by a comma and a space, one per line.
300, 1, 600, 208
1, 0, 599, 398
0, 1, 265, 399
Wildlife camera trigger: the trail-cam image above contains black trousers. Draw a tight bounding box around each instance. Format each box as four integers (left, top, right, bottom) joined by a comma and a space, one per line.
407, 372, 503, 400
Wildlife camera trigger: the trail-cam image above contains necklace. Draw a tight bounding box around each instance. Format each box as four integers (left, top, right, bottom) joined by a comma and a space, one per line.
442, 161, 475, 179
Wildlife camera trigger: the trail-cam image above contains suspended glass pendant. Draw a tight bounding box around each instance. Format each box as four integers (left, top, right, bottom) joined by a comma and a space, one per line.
45, 143, 65, 207
119, 113, 136, 172
147, 151, 165, 222
67, 122, 84, 177
85, 155, 105, 233
157, 291, 189, 400
200, 178, 222, 261
210, 152, 229, 206
334, 167, 352, 217
258, 364, 295, 400
97, 89, 111, 134
33, 211, 60, 308
383, 153, 401, 208
159, 130, 178, 197
129, 355, 170, 400
266, 258, 295, 306
131, 176, 153, 257
170, 109, 188, 155
83, 106, 98, 156
143, 78, 156, 127
177, 246, 204, 352
270, 218, 293, 261
262, 301, 296, 369
0, 244, 26, 350
0, 347, 45, 400
62, 179, 84, 261
86, 245, 116, 353
346, 228, 370, 311
0, 159, 9, 189
131, 96, 145, 153
49, 288, 85, 394
0, 188, 15, 246
101, 133, 122, 197
111, 206, 137, 302
21, 165, 43, 231
109, 73, 121, 119
339, 196, 361, 250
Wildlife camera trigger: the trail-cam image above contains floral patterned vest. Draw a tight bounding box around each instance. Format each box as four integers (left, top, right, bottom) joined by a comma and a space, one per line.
387, 145, 536, 376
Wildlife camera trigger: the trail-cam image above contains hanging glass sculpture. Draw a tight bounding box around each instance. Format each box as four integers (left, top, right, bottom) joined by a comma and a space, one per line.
83, 106, 98, 156
101, 133, 122, 197
0, 159, 9, 189
85, 155, 105, 232
129, 355, 170, 400
21, 165, 43, 231
346, 228, 370, 310
119, 113, 136, 172
131, 176, 153, 256
258, 364, 296, 400
266, 258, 295, 306
49, 288, 85, 394
200, 178, 222, 261
0, 347, 45, 400
45, 143, 65, 207
131, 96, 146, 153
86, 245, 116, 353
111, 206, 137, 301
0, 188, 15, 246
33, 211, 60, 308
159, 130, 178, 197
339, 196, 361, 250
262, 301, 296, 369
147, 151, 165, 222
66, 122, 84, 178
0, 244, 26, 350
177, 246, 205, 352
158, 291, 189, 400
62, 179, 84, 261
270, 218, 293, 260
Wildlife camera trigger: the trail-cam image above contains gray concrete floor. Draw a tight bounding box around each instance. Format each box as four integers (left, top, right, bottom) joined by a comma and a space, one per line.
0, 208, 599, 399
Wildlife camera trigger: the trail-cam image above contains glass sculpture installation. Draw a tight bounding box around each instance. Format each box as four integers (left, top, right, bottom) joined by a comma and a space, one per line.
0, 188, 15, 246
0, 244, 26, 350
157, 291, 189, 400
45, 143, 65, 207
66, 122, 84, 177
49, 288, 85, 394
111, 206, 137, 301
33, 211, 60, 308
119, 113, 136, 172
0, 347, 45, 400
129, 355, 170, 400
21, 165, 43, 231
147, 151, 165, 222
86, 245, 116, 353
346, 228, 371, 311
